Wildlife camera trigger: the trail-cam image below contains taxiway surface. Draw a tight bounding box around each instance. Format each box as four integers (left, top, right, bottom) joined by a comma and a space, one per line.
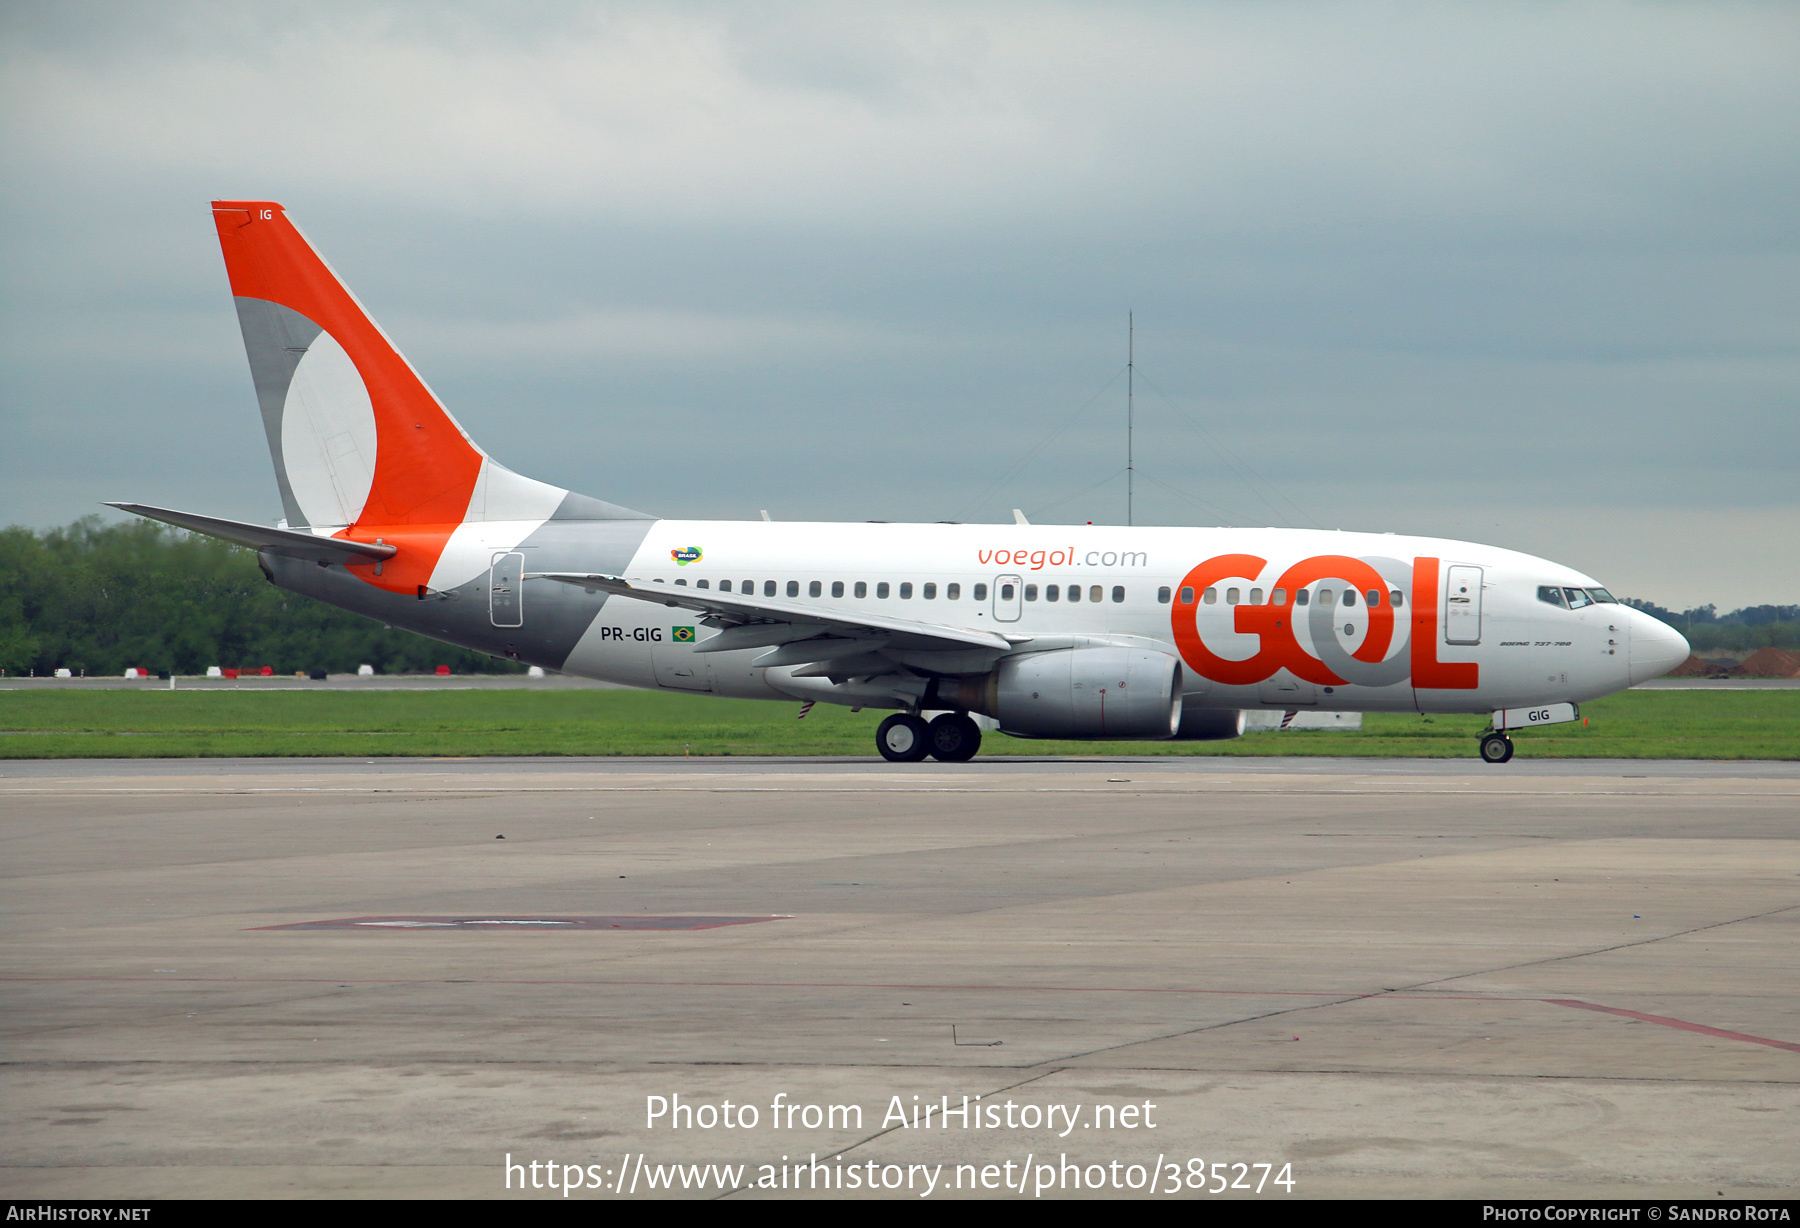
3, 757, 1796, 1199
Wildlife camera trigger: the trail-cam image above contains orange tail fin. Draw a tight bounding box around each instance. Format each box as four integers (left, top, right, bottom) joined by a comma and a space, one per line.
213, 200, 483, 538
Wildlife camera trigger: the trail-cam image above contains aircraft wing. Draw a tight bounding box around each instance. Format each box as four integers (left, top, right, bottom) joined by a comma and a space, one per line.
106, 503, 398, 565
530, 572, 1023, 673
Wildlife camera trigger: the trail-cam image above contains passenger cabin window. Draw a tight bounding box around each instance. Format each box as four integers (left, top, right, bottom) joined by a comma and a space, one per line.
854, 581, 867, 598
1342, 589, 1356, 607
809, 580, 822, 597
1318, 588, 1334, 608
1089, 586, 1102, 603
999, 583, 1014, 600
946, 583, 960, 600
974, 583, 988, 600
923, 583, 937, 599
1045, 584, 1059, 601
1111, 586, 1124, 603
784, 580, 798, 597
1178, 586, 1194, 604
696, 579, 709, 589
1296, 589, 1310, 607
720, 580, 731, 592
1365, 590, 1380, 606
763, 580, 776, 597
1158, 586, 1172, 604
674, 578, 687, 586
1563, 587, 1592, 609
1226, 588, 1240, 605
1024, 584, 1038, 601
877, 582, 890, 599
1272, 588, 1287, 605
899, 582, 913, 599
831, 581, 844, 598
1067, 585, 1081, 603
1389, 590, 1404, 607
1249, 587, 1264, 605
1203, 587, 1218, 604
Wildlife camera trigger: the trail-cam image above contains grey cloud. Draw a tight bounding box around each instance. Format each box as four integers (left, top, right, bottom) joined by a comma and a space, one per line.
0, 1, 1795, 609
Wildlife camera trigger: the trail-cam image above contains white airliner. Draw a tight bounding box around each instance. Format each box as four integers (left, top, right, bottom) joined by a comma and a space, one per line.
112, 201, 1689, 764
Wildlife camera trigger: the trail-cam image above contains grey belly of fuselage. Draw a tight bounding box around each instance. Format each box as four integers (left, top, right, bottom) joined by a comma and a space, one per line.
260, 516, 654, 674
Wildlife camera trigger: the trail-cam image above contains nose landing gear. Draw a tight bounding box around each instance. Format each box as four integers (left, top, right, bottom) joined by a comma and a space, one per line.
1479, 731, 1514, 764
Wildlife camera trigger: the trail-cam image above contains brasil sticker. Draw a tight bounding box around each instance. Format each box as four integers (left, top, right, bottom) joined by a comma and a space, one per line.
671, 546, 702, 566
672, 626, 696, 643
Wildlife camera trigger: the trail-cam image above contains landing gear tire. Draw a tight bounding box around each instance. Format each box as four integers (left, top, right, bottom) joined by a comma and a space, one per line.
927, 713, 982, 762
1480, 732, 1515, 764
877, 713, 932, 763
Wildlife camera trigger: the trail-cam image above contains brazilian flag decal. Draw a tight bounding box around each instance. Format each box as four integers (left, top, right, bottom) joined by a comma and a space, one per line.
672, 626, 696, 643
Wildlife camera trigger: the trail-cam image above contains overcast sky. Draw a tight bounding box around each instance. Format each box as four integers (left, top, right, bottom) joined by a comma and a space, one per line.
2, 1, 1795, 608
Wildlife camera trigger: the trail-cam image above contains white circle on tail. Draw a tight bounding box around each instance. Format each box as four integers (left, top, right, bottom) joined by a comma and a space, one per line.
280, 329, 377, 528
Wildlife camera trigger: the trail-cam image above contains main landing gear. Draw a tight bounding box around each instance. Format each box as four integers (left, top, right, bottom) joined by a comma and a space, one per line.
876, 712, 982, 763
1479, 731, 1515, 764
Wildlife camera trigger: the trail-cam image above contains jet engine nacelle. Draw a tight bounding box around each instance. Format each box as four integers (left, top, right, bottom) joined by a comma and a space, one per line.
969, 647, 1183, 740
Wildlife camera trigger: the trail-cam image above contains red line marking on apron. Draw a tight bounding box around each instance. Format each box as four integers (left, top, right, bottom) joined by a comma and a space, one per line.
1545, 998, 1800, 1054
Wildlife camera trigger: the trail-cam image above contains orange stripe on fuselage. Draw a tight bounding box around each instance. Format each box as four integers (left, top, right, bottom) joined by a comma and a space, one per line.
212, 201, 481, 595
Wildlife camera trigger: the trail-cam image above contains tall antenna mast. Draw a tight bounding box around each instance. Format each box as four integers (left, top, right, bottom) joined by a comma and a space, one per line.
1127, 311, 1134, 527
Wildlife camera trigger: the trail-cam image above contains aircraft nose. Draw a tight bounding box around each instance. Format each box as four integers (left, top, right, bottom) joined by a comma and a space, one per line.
1627, 608, 1691, 685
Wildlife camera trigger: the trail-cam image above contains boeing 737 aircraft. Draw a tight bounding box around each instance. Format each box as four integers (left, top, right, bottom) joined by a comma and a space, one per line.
112, 202, 1690, 763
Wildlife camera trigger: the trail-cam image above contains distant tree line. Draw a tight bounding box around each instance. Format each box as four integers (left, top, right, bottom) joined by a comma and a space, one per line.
0, 518, 523, 676
1623, 599, 1799, 653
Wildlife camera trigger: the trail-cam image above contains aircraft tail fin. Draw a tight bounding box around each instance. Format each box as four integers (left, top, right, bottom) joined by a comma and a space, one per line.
210, 201, 646, 593
212, 200, 498, 533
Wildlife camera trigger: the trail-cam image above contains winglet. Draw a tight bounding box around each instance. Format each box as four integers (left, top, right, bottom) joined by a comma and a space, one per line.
1013, 509, 1030, 526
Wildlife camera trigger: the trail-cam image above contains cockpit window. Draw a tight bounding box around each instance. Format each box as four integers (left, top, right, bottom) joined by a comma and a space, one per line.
1537, 586, 1568, 608
1588, 587, 1617, 604
1563, 587, 1592, 609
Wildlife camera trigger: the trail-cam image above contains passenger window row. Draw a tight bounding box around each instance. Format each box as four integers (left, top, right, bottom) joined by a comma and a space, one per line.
1023, 584, 1125, 603
1167, 585, 1405, 608
665, 579, 985, 600
658, 578, 1137, 604
660, 574, 1429, 613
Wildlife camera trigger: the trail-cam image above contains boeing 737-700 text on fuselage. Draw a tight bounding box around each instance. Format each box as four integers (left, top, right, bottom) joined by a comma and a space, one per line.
112, 202, 1690, 763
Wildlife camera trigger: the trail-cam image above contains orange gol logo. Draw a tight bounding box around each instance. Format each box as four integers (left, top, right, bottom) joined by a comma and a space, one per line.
1170, 555, 1477, 690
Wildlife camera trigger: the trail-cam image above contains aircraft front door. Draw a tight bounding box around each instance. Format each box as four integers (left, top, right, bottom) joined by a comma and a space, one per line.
489, 552, 524, 627
1444, 565, 1483, 645
992, 574, 1022, 622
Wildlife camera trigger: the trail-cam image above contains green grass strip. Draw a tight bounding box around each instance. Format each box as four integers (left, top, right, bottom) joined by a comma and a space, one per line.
0, 688, 1793, 760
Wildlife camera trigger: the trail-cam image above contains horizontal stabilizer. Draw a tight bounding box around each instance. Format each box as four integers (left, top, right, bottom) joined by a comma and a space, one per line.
105, 503, 398, 564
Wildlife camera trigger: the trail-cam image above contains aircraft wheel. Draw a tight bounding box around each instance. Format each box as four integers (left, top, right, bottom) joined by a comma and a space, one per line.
1479, 732, 1514, 764
927, 712, 982, 762
877, 713, 932, 763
